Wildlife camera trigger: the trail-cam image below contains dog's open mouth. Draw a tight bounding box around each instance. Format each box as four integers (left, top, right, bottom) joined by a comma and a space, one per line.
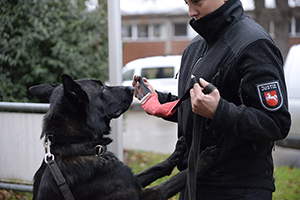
115, 109, 122, 116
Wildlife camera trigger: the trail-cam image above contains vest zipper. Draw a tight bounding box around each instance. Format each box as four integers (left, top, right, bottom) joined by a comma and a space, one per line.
182, 44, 208, 91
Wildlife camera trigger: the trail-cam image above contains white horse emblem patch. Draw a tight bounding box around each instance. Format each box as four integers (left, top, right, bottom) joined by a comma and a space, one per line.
257, 81, 283, 111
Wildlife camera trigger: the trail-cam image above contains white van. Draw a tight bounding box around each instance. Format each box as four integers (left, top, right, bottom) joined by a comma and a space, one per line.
277, 44, 300, 149
122, 55, 181, 104
285, 44, 300, 134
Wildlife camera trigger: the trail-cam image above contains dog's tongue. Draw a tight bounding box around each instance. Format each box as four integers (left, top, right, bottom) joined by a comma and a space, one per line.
115, 109, 122, 116
140, 92, 179, 117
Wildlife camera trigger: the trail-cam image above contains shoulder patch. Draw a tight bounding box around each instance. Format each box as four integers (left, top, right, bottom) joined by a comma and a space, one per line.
256, 81, 283, 111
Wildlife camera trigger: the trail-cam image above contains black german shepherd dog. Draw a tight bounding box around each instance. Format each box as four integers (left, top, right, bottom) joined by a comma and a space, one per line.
30, 74, 218, 200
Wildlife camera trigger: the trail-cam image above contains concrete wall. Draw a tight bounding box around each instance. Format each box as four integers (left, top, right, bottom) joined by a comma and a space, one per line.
0, 111, 45, 184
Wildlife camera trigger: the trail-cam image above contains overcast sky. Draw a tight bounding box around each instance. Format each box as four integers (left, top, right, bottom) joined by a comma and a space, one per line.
119, 0, 300, 15
120, 0, 252, 15
86, 0, 300, 15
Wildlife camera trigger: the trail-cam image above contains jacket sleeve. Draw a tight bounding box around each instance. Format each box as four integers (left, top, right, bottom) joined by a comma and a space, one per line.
208, 40, 291, 142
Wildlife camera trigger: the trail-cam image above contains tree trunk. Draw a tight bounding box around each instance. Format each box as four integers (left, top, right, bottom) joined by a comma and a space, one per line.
275, 0, 292, 61
253, 0, 292, 61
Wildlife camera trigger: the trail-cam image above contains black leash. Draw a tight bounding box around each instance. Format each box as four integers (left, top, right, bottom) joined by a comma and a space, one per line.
46, 159, 75, 200
44, 136, 75, 200
133, 76, 217, 199
184, 79, 216, 200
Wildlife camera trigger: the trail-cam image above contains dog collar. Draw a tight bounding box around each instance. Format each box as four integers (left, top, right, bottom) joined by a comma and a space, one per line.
44, 135, 109, 157
46, 135, 89, 144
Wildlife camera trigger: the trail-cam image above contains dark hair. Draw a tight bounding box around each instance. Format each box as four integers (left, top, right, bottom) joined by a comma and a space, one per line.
184, 0, 201, 4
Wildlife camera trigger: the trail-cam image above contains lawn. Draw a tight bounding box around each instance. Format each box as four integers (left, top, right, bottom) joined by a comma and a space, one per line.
124, 150, 300, 200
1, 150, 300, 200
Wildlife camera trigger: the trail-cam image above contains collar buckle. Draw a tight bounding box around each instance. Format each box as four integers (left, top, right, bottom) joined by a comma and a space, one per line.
95, 145, 107, 157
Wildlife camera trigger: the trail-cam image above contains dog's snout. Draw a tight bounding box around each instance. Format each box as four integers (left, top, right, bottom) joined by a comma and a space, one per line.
127, 86, 135, 93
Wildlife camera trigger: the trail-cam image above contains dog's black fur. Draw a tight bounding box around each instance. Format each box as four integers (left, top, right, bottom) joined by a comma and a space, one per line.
30, 74, 218, 200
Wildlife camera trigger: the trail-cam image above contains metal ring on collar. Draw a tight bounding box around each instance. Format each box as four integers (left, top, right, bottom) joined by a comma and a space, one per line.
95, 145, 107, 157
44, 153, 55, 163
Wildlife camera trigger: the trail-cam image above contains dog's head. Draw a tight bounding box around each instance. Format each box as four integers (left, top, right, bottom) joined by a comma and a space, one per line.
29, 74, 134, 140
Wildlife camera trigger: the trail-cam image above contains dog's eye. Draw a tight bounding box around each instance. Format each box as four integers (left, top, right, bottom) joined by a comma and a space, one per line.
101, 87, 106, 92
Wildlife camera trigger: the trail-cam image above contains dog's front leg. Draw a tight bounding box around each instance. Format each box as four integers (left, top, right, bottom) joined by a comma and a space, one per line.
135, 136, 186, 188
140, 145, 219, 200
139, 170, 187, 200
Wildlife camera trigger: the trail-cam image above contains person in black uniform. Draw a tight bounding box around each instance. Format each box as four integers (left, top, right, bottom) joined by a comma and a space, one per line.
133, 0, 291, 199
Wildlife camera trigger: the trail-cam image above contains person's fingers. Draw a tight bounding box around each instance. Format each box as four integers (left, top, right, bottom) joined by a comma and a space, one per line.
134, 75, 140, 82
199, 78, 209, 88
190, 75, 203, 97
190, 84, 196, 99
189, 77, 220, 119
133, 85, 140, 99
132, 75, 141, 99
132, 75, 156, 99
192, 80, 203, 98
190, 76, 204, 113
142, 77, 155, 93
200, 78, 217, 94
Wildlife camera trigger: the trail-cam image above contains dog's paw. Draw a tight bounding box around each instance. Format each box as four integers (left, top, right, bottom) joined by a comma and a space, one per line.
155, 137, 187, 176
199, 145, 219, 162
174, 136, 187, 155
168, 136, 187, 164
197, 146, 219, 174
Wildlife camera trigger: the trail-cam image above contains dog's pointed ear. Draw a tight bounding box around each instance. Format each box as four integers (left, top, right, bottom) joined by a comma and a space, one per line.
61, 74, 89, 104
29, 84, 57, 100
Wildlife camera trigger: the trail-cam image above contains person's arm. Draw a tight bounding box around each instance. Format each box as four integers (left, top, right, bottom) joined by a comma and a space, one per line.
132, 76, 179, 122
192, 40, 291, 142
156, 91, 178, 122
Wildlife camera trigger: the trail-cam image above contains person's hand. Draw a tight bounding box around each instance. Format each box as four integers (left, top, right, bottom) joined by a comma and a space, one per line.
189, 76, 220, 119
132, 75, 155, 100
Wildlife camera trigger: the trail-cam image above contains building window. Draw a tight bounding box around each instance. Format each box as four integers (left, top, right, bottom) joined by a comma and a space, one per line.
296, 17, 300, 33
141, 67, 174, 79
122, 69, 134, 81
138, 25, 148, 38
269, 20, 275, 37
290, 17, 300, 36
122, 25, 132, 38
122, 24, 164, 40
174, 23, 187, 37
153, 24, 162, 38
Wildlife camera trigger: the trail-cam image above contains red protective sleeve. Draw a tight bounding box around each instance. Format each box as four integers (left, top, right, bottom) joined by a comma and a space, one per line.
141, 92, 180, 117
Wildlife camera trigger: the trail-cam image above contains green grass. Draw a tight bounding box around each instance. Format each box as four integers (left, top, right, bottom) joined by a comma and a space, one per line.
124, 150, 180, 200
1, 150, 300, 200
273, 166, 300, 200
0, 190, 32, 200
124, 150, 300, 200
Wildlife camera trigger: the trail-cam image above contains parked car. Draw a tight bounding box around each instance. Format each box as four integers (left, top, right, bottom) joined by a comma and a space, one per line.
277, 44, 300, 149
122, 55, 181, 105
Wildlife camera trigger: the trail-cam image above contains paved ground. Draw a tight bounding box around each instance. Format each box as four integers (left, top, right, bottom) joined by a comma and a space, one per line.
272, 146, 300, 168
123, 109, 300, 168
123, 109, 178, 154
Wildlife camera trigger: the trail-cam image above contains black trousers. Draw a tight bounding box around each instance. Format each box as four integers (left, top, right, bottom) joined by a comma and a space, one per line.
179, 186, 272, 200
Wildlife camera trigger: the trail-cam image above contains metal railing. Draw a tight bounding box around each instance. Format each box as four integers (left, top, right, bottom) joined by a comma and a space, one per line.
0, 102, 48, 192
0, 182, 33, 192
0, 102, 49, 113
